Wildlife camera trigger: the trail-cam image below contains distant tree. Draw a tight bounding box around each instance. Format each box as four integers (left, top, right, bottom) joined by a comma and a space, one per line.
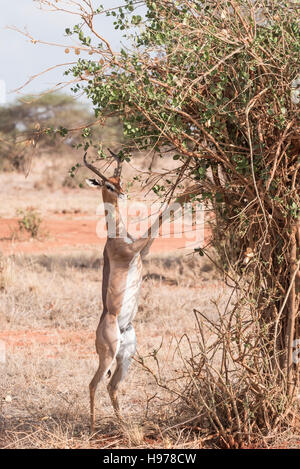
0, 93, 122, 170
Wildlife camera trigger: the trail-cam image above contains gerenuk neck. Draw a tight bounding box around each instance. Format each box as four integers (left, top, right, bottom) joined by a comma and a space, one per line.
104, 200, 127, 239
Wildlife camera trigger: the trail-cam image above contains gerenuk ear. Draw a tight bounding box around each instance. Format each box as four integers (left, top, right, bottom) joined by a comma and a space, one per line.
85, 178, 102, 188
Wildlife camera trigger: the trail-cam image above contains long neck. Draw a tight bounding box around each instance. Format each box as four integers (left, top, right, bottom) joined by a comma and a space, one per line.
104, 200, 127, 238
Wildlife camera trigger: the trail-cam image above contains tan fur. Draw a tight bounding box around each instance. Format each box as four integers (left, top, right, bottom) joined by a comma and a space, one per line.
88, 175, 151, 432
84, 154, 198, 431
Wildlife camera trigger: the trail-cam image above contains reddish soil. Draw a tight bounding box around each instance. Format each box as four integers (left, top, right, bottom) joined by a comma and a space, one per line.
1, 214, 299, 449
0, 329, 94, 358
0, 215, 208, 255
0, 214, 208, 361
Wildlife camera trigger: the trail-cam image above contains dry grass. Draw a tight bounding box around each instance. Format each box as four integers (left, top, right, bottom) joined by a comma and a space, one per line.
0, 250, 230, 448
0, 154, 99, 218
0, 151, 222, 448
0, 150, 298, 449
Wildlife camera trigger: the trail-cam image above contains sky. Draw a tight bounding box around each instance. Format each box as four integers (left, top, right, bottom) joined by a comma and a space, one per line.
0, 0, 128, 104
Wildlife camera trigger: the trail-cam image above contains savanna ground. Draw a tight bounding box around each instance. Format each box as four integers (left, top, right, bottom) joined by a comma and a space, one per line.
0, 150, 229, 449
0, 151, 298, 449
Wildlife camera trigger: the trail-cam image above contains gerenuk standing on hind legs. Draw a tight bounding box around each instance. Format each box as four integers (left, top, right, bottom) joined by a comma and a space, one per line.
84, 150, 162, 433
84, 150, 198, 432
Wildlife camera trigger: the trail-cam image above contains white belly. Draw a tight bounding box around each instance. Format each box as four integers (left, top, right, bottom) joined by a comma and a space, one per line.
118, 255, 142, 331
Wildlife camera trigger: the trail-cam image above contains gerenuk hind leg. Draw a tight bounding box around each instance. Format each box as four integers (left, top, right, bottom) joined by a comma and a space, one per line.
107, 324, 136, 419
89, 314, 120, 432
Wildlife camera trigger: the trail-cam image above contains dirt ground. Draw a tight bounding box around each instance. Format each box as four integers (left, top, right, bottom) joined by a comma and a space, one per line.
0, 152, 208, 255
1, 155, 298, 449
0, 155, 224, 448
0, 214, 207, 256
0, 250, 226, 448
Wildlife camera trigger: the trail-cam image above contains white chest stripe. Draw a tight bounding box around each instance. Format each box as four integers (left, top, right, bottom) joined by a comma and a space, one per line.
118, 255, 142, 329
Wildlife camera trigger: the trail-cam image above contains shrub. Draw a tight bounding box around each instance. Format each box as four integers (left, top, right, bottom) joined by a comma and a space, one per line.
33, 0, 300, 445
64, 0, 299, 389
16, 207, 42, 238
